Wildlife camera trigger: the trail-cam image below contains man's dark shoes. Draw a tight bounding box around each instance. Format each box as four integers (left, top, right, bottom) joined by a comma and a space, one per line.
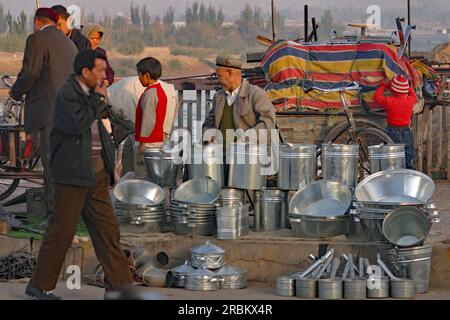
25, 283, 61, 300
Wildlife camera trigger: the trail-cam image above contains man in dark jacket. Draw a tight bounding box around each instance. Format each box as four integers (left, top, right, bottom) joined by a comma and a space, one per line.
25, 50, 133, 300
10, 7, 77, 219
51, 5, 91, 52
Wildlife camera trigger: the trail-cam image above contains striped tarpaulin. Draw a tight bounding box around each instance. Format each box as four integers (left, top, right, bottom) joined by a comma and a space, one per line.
261, 40, 421, 111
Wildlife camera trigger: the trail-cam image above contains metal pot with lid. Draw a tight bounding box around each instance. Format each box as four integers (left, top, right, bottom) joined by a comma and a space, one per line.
215, 265, 247, 289
191, 240, 225, 269
171, 260, 195, 288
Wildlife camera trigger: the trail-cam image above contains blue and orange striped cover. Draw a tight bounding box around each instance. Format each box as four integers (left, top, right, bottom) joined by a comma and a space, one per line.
261, 40, 421, 111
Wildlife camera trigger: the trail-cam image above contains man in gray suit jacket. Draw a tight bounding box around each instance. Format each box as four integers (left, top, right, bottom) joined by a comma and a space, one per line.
10, 8, 77, 221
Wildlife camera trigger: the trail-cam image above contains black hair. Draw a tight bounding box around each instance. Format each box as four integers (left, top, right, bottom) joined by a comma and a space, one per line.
136, 57, 162, 80
51, 5, 70, 20
74, 50, 105, 75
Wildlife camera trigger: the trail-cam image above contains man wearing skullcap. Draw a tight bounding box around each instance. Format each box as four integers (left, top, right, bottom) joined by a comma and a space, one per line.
10, 7, 78, 226
202, 55, 276, 146
51, 5, 91, 52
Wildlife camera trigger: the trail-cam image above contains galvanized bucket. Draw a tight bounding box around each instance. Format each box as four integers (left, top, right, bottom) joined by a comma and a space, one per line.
216, 205, 249, 240
368, 144, 406, 174
188, 143, 224, 187
144, 146, 181, 188
276, 276, 296, 296
322, 144, 359, 189
228, 143, 268, 190
220, 188, 245, 206
278, 144, 316, 190
384, 244, 432, 294
344, 278, 367, 299
254, 189, 288, 231
318, 278, 343, 300
295, 277, 317, 298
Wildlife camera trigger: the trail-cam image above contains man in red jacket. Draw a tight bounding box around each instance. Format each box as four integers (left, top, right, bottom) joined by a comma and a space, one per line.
374, 75, 417, 169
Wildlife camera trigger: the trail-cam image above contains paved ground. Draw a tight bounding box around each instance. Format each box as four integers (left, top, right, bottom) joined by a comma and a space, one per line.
1, 281, 449, 300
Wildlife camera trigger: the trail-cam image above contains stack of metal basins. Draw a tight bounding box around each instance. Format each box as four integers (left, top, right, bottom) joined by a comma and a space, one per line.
113, 179, 166, 233
348, 169, 439, 242
170, 177, 221, 236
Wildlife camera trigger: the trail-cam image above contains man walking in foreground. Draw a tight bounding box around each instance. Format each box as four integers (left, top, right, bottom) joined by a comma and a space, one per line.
25, 50, 132, 300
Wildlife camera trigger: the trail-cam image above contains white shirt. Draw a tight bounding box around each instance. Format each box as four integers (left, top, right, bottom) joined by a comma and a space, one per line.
225, 84, 241, 106
40, 24, 53, 31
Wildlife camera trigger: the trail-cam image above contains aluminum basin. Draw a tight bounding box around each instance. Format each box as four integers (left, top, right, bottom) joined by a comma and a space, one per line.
113, 179, 165, 205
173, 177, 221, 204
355, 169, 435, 203
289, 181, 352, 217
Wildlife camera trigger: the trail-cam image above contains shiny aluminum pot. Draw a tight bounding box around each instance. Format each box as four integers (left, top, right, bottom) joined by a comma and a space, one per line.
191, 241, 225, 269
343, 278, 367, 299
278, 144, 316, 190
144, 146, 181, 188
228, 142, 268, 190
295, 277, 318, 298
322, 144, 359, 189
220, 188, 245, 206
289, 214, 351, 239
188, 143, 224, 187
173, 177, 221, 204
368, 144, 406, 174
254, 189, 288, 231
318, 278, 343, 300
184, 268, 220, 291
113, 179, 165, 205
276, 276, 296, 296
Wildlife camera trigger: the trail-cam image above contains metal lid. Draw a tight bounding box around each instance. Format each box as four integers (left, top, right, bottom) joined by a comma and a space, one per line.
188, 266, 217, 277
215, 265, 245, 276
192, 241, 225, 255
171, 260, 195, 274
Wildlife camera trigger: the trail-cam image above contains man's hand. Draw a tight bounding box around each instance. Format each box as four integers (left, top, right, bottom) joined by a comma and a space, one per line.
95, 80, 108, 98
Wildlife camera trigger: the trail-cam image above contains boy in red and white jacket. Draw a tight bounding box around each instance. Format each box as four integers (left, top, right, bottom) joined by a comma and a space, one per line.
374, 75, 417, 169
134, 57, 168, 178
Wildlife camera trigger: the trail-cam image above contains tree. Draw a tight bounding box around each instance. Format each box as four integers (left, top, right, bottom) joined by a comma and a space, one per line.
319, 9, 333, 40
199, 3, 206, 22
236, 5, 265, 44
0, 4, 8, 33
141, 5, 150, 30
130, 3, 141, 28
163, 7, 175, 26
216, 8, 225, 27
206, 4, 216, 24
113, 15, 126, 31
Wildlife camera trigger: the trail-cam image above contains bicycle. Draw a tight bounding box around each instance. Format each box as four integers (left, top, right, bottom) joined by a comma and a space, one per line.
308, 82, 393, 180
0, 75, 42, 201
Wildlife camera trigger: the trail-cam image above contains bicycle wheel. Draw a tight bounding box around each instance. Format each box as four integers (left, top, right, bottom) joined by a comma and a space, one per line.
348, 126, 393, 180
0, 161, 20, 201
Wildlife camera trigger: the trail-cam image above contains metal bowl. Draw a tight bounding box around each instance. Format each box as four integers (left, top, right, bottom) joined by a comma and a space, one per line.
355, 169, 435, 203
173, 177, 221, 204
289, 215, 351, 238
289, 180, 352, 217
114, 179, 165, 205
382, 206, 430, 247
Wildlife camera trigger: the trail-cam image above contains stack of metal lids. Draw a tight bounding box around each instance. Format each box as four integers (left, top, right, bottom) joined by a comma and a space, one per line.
191, 241, 225, 269
215, 265, 247, 289
184, 267, 220, 291
171, 260, 195, 288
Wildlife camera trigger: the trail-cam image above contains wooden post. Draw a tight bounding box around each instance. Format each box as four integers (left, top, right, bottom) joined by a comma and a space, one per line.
177, 91, 183, 129
8, 131, 16, 168
427, 108, 433, 176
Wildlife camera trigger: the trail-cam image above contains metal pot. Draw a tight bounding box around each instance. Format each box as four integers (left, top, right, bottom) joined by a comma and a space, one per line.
228, 142, 268, 190
295, 277, 317, 298
220, 188, 245, 206
368, 144, 406, 174
184, 267, 220, 291
322, 144, 359, 189
343, 278, 367, 299
355, 169, 435, 203
382, 206, 430, 247
278, 144, 316, 190
171, 260, 195, 288
216, 265, 247, 290
173, 177, 221, 204
144, 145, 181, 188
367, 276, 390, 298
289, 180, 352, 217
276, 276, 296, 296
188, 143, 224, 187
289, 215, 351, 239
318, 278, 343, 300
191, 241, 225, 269
254, 189, 288, 231
113, 179, 165, 205
390, 279, 416, 299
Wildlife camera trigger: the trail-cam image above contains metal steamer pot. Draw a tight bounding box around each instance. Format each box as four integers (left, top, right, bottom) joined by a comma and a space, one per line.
184, 267, 220, 291
190, 241, 225, 269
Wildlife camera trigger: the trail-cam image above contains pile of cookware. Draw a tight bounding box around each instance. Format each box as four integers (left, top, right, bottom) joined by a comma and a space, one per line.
131, 248, 173, 288
288, 180, 353, 238
171, 241, 247, 291
170, 177, 220, 236
113, 178, 167, 233
276, 248, 419, 299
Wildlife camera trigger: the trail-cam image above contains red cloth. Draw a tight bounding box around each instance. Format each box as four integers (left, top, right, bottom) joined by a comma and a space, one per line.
35, 8, 59, 23
374, 82, 417, 127
135, 83, 167, 143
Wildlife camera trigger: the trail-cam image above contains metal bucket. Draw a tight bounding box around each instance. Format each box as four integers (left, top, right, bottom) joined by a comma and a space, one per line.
217, 205, 249, 240
368, 144, 406, 174
144, 146, 181, 188
322, 144, 359, 189
344, 279, 367, 299
220, 188, 245, 206
295, 277, 317, 298
390, 279, 416, 298
384, 244, 432, 294
276, 276, 296, 296
228, 143, 268, 190
367, 276, 390, 298
382, 206, 430, 247
318, 279, 343, 300
278, 144, 316, 190
254, 189, 288, 231
188, 143, 224, 187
